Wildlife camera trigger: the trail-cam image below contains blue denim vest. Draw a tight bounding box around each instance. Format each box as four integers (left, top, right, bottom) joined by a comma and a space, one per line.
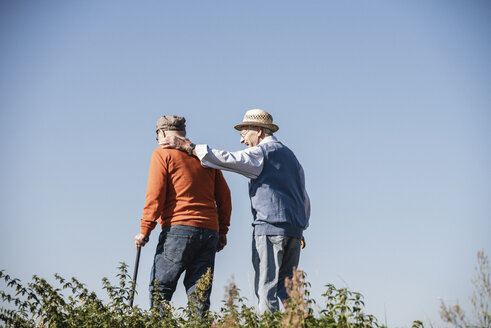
249, 140, 307, 238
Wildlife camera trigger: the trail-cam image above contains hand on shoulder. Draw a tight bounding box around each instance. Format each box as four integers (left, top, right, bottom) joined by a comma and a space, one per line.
159, 136, 190, 151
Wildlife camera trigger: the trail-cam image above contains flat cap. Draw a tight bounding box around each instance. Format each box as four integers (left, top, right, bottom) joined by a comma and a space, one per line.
156, 115, 186, 131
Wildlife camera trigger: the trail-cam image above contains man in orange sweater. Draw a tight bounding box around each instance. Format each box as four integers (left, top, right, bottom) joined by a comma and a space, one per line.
134, 115, 232, 313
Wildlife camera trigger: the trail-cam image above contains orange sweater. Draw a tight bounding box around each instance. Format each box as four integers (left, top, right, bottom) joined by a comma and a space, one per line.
140, 147, 232, 237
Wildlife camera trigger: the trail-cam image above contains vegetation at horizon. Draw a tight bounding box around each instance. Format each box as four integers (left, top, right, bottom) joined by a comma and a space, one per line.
0, 251, 488, 328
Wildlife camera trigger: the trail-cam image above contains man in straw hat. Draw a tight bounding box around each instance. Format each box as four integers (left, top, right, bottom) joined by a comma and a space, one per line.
134, 115, 232, 314
160, 109, 310, 314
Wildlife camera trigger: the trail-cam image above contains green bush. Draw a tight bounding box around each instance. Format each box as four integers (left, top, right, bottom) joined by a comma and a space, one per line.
0, 264, 420, 328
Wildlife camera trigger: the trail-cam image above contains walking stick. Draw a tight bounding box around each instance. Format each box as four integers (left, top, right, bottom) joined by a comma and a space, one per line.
129, 237, 148, 307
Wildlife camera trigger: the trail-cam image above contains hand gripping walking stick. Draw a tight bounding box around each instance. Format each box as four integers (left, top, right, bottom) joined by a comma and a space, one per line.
129, 236, 149, 307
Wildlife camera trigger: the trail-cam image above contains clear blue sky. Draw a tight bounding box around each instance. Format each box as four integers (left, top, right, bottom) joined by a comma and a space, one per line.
1, 1, 490, 326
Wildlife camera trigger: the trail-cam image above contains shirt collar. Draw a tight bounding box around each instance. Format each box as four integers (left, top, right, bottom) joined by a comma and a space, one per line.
259, 135, 278, 145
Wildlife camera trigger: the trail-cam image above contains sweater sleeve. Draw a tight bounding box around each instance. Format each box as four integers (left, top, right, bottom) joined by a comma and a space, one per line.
214, 169, 232, 235
140, 148, 168, 237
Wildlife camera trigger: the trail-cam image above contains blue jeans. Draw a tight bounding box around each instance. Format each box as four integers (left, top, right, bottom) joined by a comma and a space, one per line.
149, 225, 218, 313
252, 235, 301, 313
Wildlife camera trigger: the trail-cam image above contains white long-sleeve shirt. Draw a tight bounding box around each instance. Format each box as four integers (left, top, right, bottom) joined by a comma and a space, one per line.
194, 136, 311, 221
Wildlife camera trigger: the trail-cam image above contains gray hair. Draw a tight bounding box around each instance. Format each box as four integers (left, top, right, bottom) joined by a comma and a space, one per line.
261, 127, 273, 135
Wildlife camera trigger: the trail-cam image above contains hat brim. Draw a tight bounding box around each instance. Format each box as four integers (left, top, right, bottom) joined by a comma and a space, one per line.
234, 122, 279, 133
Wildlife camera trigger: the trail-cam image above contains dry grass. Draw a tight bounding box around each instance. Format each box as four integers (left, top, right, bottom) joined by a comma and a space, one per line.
440, 249, 490, 328
282, 267, 309, 327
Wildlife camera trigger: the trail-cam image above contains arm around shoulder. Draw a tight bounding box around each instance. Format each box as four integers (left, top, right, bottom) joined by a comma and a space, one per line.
195, 144, 264, 179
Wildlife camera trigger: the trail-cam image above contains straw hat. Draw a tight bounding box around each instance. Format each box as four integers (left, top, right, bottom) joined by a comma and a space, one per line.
234, 109, 279, 132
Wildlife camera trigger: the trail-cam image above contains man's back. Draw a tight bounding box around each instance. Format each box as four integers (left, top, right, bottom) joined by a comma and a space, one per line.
249, 141, 308, 238
140, 147, 231, 236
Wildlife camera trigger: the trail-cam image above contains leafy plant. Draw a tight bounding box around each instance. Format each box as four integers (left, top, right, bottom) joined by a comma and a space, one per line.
1, 263, 423, 327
